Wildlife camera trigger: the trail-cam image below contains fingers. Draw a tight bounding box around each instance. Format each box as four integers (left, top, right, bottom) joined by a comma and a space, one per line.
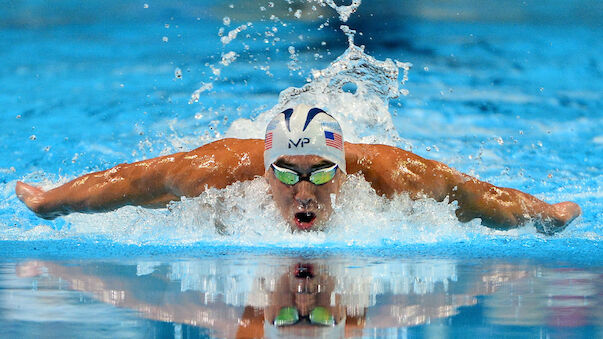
15, 181, 45, 202
537, 201, 581, 235
15, 181, 51, 218
552, 201, 581, 225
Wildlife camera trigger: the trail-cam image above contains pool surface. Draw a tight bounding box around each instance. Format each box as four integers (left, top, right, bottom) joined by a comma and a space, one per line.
1, 0, 601, 337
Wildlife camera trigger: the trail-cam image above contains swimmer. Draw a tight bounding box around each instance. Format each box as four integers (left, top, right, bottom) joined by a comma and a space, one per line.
15, 104, 581, 234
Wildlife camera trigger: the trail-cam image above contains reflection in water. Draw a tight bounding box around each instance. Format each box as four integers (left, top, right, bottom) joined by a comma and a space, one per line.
9, 257, 602, 338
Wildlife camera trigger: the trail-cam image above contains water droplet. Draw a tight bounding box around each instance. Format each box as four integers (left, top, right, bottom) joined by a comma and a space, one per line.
143, 3, 149, 9
223, 16, 231, 26
496, 137, 504, 145
220, 51, 238, 66
164, 24, 170, 29
174, 67, 182, 79
29, 135, 36, 141
162, 36, 168, 42
294, 9, 302, 18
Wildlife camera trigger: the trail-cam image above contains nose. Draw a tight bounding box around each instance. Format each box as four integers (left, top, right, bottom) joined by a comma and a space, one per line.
294, 181, 315, 207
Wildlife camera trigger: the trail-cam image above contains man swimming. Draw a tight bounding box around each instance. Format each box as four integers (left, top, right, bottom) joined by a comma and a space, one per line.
15, 104, 581, 234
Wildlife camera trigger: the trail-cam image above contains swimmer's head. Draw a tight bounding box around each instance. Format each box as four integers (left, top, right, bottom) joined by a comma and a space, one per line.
264, 104, 346, 174
264, 105, 347, 232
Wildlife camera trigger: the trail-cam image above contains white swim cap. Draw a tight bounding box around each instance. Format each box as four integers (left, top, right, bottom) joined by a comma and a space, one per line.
264, 104, 346, 174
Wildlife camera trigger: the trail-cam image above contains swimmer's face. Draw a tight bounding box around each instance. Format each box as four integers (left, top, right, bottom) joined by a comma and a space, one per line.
266, 155, 345, 231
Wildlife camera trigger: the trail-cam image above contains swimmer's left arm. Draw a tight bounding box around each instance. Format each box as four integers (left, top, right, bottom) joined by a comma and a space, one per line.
346, 143, 581, 234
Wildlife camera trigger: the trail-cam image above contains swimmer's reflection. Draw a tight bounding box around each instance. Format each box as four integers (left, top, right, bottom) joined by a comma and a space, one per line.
15, 259, 599, 338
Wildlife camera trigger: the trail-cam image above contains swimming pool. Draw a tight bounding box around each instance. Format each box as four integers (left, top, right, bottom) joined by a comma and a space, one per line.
1, 0, 601, 337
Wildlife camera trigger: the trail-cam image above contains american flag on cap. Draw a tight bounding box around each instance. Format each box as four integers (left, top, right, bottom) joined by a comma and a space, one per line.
324, 130, 343, 150
264, 132, 273, 150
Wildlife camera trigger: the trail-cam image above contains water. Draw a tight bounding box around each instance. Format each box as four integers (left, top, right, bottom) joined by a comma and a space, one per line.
0, 0, 601, 337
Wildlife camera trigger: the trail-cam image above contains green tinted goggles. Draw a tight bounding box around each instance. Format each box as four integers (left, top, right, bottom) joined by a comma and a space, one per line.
274, 306, 335, 327
271, 163, 338, 186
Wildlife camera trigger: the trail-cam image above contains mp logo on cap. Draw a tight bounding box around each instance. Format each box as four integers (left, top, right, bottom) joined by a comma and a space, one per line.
288, 138, 310, 148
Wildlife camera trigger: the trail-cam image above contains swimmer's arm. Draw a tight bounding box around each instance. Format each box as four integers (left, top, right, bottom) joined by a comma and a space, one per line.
346, 143, 581, 234
15, 153, 185, 219
16, 138, 265, 219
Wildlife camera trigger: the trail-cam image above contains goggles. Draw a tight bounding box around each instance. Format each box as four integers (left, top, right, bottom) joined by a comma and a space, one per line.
271, 163, 338, 186
274, 306, 335, 327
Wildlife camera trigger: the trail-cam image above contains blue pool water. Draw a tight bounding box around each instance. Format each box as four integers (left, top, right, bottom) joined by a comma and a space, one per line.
0, 0, 601, 337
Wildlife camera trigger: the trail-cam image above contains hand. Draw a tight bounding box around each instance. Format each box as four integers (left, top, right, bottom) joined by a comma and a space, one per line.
15, 182, 57, 220
538, 201, 581, 235
552, 201, 581, 225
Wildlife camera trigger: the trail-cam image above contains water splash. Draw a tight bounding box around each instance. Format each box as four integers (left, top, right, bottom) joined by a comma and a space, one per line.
321, 0, 362, 22
220, 23, 250, 45
226, 38, 411, 146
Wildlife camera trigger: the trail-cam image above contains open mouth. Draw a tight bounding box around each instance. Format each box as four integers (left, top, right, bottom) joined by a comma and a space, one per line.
294, 212, 317, 230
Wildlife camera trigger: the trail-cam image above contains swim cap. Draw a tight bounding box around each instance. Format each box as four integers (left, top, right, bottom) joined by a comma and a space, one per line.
264, 104, 346, 174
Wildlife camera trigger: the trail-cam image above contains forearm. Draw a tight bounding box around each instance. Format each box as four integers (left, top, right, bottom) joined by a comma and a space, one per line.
26, 158, 180, 218
47, 170, 176, 213
451, 174, 564, 231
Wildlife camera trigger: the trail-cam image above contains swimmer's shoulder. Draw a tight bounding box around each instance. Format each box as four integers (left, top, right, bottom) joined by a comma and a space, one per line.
168, 138, 265, 192
344, 142, 413, 160
184, 138, 264, 158
344, 142, 420, 175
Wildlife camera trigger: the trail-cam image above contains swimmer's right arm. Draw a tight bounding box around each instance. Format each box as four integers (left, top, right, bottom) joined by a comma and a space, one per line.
16, 138, 265, 219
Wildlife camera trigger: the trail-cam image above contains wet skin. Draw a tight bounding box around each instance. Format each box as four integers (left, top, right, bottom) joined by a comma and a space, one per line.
15, 138, 581, 234
265, 155, 345, 231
